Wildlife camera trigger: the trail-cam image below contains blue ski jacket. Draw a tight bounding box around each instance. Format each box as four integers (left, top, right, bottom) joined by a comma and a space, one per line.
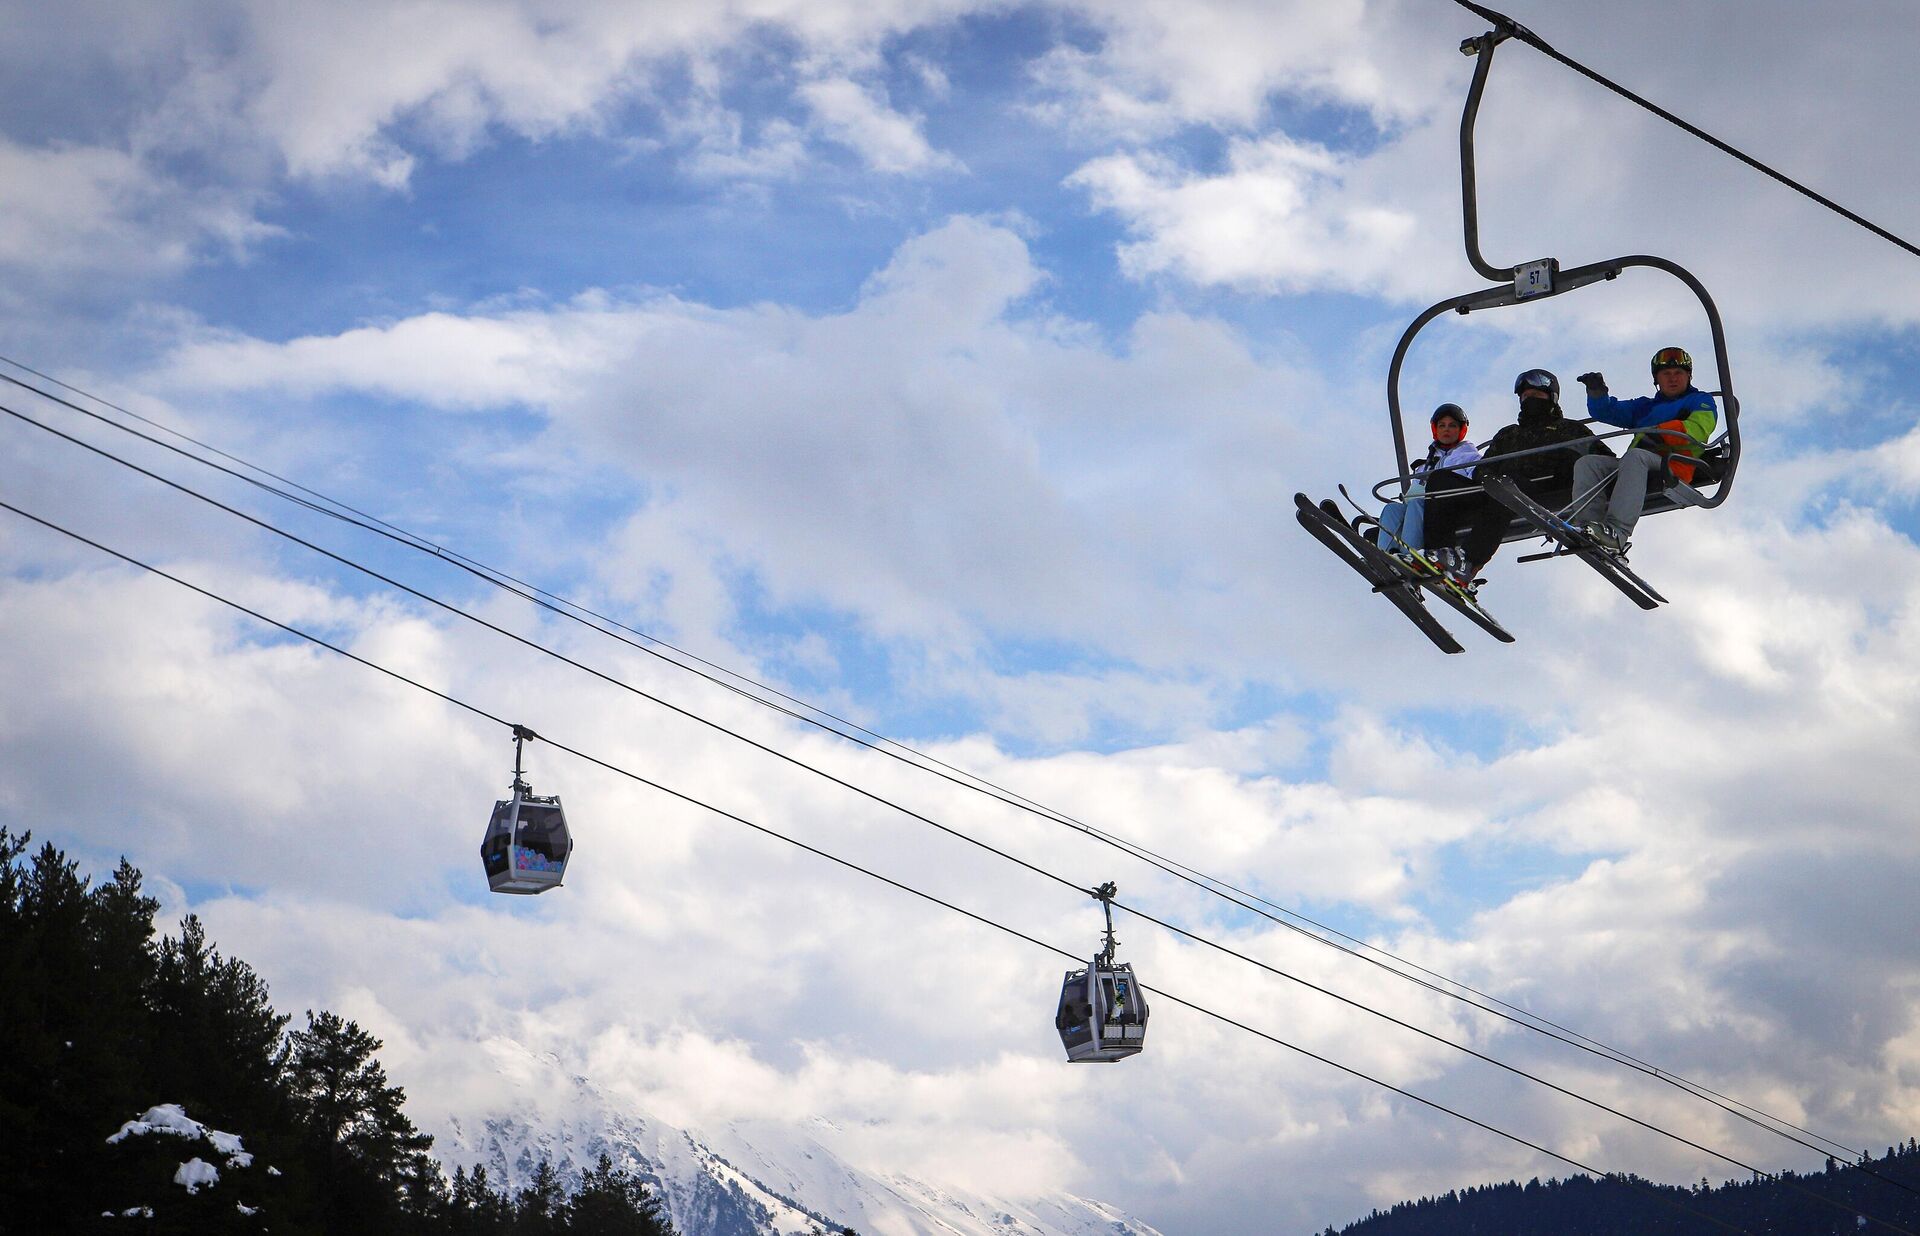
1586, 386, 1717, 481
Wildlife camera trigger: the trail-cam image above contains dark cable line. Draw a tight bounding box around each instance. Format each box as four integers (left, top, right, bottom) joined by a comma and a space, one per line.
0, 398, 1086, 900
0, 363, 903, 727
11, 411, 1911, 1228
0, 4, 1907, 1168
1102, 897, 1920, 1229
0, 366, 1865, 1161
1448, 0, 1920, 260
0, 5, 1907, 1210
0, 357, 443, 549
0, 375, 1869, 1165
0, 494, 1767, 1236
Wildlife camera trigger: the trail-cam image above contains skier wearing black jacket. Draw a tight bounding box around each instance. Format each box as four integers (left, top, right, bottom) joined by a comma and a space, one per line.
1424, 368, 1611, 592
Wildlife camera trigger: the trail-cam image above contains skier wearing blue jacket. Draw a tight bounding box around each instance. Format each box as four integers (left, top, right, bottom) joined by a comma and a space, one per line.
1569, 346, 1718, 552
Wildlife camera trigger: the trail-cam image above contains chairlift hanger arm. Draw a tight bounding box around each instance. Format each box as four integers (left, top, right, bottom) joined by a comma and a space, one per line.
1388, 16, 1745, 507
1457, 28, 1517, 283
1451, 0, 1920, 262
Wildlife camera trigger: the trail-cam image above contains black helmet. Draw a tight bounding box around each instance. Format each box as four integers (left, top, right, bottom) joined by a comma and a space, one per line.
1429, 402, 1467, 442
1650, 346, 1693, 375
1514, 369, 1559, 399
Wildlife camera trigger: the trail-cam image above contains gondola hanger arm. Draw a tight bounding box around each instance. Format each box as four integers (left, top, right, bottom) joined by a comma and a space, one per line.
1091, 881, 1120, 964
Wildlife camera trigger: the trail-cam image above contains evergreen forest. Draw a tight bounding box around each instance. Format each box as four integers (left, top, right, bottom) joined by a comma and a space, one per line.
1330, 1142, 1920, 1234
0, 829, 676, 1235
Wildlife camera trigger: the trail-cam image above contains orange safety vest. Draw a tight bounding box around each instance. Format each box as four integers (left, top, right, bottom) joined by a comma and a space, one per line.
1639, 419, 1698, 483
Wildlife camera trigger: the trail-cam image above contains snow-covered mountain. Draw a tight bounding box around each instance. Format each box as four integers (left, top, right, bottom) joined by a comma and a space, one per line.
428, 1045, 1163, 1236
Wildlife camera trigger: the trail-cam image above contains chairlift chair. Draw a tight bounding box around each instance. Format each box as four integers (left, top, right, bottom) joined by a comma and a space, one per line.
1378, 22, 1743, 540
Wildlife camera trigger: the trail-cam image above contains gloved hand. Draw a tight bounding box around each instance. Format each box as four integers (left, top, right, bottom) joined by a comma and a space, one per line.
1576, 371, 1607, 394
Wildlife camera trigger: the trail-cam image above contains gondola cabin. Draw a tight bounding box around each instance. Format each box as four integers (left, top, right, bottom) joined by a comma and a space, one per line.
1055, 958, 1148, 1063
481, 788, 572, 894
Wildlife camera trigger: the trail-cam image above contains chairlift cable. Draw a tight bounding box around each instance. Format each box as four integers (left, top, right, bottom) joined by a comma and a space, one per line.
0, 365, 838, 723
0, 364, 1860, 1159
0, 363, 1164, 836
1098, 895, 1902, 1217
0, 383, 1870, 1167
0, 398, 1089, 901
0, 494, 1779, 1236
1446, 0, 1920, 260
8, 434, 1912, 1227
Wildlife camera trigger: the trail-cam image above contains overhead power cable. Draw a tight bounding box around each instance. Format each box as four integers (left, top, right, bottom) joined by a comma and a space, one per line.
0, 368, 1871, 1167
13, 411, 1918, 1230
0, 494, 1775, 1236
1448, 0, 1920, 260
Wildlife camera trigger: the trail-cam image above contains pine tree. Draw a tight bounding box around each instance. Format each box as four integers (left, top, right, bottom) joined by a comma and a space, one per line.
150, 914, 291, 1129
283, 1009, 436, 1232
450, 1163, 514, 1236
561, 1153, 674, 1236
0, 834, 165, 1228
514, 1158, 565, 1236
0, 830, 68, 1227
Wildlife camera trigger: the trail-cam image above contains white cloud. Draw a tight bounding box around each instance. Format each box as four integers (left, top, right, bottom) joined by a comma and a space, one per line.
799, 77, 960, 175
105, 0, 996, 189
1050, 0, 1920, 349
0, 136, 279, 277
1033, 0, 1441, 140
145, 216, 1339, 728
666, 102, 811, 183
0, 0, 992, 279
1071, 135, 1419, 293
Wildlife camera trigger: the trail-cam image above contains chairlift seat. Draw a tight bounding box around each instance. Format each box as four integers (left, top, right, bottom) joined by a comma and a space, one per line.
1419, 434, 1733, 546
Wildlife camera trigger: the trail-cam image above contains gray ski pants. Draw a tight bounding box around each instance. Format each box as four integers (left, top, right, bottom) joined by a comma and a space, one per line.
1571, 447, 1663, 535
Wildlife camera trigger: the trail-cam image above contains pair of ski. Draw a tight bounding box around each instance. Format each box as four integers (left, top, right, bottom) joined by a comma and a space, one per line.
1297, 476, 1667, 652
1481, 476, 1667, 611
1293, 492, 1510, 654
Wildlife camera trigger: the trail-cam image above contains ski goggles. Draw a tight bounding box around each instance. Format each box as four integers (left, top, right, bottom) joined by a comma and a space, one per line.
1651, 347, 1693, 372
1514, 369, 1556, 393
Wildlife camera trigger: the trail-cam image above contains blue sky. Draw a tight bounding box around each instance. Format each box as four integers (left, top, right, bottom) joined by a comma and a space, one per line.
7, 2, 1920, 1233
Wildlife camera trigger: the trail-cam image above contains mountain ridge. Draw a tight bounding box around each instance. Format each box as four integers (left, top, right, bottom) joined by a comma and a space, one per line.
428, 1042, 1165, 1236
